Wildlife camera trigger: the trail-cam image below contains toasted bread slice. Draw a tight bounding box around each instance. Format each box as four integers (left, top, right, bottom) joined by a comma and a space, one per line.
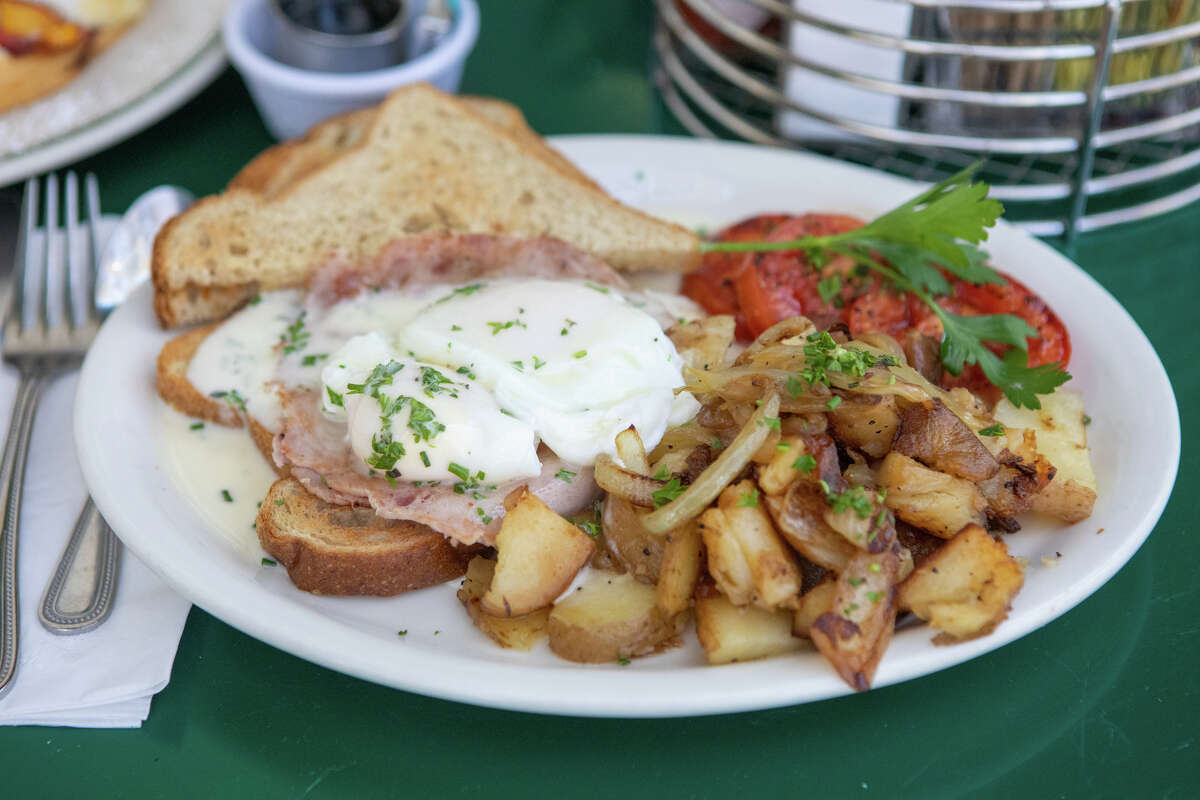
151, 83, 700, 328
257, 477, 475, 595
229, 96, 603, 200
157, 325, 286, 474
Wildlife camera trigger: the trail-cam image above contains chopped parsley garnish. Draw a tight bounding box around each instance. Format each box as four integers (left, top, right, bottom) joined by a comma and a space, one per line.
825, 485, 883, 520
847, 577, 865, 587
189, 422, 204, 431
560, 318, 578, 336
221, 489, 233, 503
978, 423, 1005, 437
247, 295, 262, 306
573, 350, 587, 359
555, 468, 577, 483
397, 630, 407, 636
786, 375, 804, 398
532, 355, 546, 370
799, 331, 889, 390
418, 366, 455, 398
869, 562, 882, 574
435, 283, 485, 304
326, 386, 344, 408
653, 466, 670, 480
456, 365, 477, 380
1083, 414, 1092, 425
793, 454, 817, 473
827, 396, 843, 411
759, 416, 782, 431
280, 312, 310, 355
366, 430, 406, 471
420, 451, 431, 467
577, 520, 601, 538
450, 324, 462, 331
617, 656, 631, 666
867, 591, 883, 603
261, 557, 276, 566
737, 489, 759, 508
403, 398, 444, 442
487, 319, 526, 335
448, 462, 487, 495
476, 507, 493, 525
843, 603, 860, 618
585, 282, 610, 294
712, 437, 725, 450
301, 353, 327, 367
776, 442, 791, 451
652, 477, 686, 509
511, 360, 524, 371
210, 389, 248, 413
347, 360, 404, 396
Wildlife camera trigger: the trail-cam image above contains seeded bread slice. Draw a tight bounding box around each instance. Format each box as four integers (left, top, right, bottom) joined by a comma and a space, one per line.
257, 477, 475, 596
151, 83, 700, 328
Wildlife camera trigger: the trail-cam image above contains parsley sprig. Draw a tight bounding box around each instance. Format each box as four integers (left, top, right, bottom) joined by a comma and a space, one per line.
700, 165, 1070, 408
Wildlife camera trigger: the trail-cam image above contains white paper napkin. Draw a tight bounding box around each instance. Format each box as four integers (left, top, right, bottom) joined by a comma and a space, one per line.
0, 223, 192, 728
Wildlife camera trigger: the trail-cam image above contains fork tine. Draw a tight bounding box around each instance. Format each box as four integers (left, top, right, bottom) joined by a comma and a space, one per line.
11, 178, 37, 331
40, 174, 59, 331
63, 172, 84, 330
84, 173, 103, 326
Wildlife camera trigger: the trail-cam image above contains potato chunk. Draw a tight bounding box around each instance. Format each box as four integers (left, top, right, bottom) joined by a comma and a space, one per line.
656, 520, 702, 617
828, 393, 899, 458
698, 480, 803, 609
548, 572, 679, 663
993, 388, 1097, 523
481, 490, 595, 617
458, 557, 549, 650
877, 452, 987, 538
695, 593, 803, 665
897, 523, 1024, 642
792, 577, 837, 638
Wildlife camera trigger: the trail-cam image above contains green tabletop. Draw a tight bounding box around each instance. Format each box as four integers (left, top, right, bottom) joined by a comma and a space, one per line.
2, 2, 1195, 797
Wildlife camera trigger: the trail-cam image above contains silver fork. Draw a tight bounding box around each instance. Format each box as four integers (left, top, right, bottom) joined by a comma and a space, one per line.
0, 173, 117, 696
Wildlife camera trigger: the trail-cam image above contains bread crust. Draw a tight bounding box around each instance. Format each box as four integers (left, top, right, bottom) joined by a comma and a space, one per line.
257, 477, 475, 596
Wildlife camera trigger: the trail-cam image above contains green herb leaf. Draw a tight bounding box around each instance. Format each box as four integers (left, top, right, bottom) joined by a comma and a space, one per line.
793, 454, 817, 473
978, 423, 1005, 437
737, 489, 759, 508
652, 477, 686, 509
555, 468, 577, 483
434, 283, 485, 304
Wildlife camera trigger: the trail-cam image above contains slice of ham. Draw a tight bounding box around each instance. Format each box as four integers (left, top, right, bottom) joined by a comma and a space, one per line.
275, 389, 597, 546
307, 233, 629, 308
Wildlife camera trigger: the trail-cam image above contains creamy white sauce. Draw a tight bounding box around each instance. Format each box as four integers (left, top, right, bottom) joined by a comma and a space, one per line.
186, 290, 304, 431
159, 404, 276, 562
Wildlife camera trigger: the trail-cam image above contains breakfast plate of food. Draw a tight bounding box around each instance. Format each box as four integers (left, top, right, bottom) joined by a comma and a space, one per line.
0, 0, 225, 186
75, 86, 1179, 716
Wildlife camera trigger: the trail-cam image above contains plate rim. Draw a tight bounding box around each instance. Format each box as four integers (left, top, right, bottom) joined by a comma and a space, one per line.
74, 135, 1181, 717
0, 36, 226, 188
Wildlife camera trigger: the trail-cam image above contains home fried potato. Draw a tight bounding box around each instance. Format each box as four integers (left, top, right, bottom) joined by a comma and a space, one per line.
877, 451, 987, 538
809, 547, 901, 691
792, 577, 837, 638
458, 557, 550, 650
614, 426, 651, 475
993, 388, 1097, 523
656, 520, 703, 617
601, 496, 664, 582
897, 523, 1024, 642
548, 572, 680, 663
480, 490, 595, 617
828, 393, 899, 458
698, 480, 802, 609
695, 593, 804, 665
668, 314, 736, 373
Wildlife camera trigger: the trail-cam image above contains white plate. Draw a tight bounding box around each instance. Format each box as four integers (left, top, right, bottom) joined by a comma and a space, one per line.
75, 137, 1180, 717
0, 0, 226, 187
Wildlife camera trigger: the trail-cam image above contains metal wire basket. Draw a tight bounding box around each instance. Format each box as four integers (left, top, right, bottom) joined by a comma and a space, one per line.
653, 0, 1200, 242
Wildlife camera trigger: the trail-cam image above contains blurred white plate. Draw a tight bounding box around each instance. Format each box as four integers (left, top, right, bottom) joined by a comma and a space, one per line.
0, 0, 227, 187
75, 137, 1179, 717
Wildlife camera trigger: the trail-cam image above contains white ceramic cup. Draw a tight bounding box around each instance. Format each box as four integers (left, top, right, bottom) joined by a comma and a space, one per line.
224, 0, 480, 140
